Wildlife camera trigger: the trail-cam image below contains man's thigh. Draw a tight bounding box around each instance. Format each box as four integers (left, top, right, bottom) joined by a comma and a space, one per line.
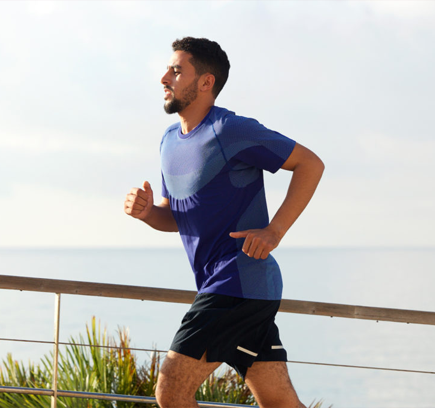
157, 350, 221, 398
245, 361, 306, 408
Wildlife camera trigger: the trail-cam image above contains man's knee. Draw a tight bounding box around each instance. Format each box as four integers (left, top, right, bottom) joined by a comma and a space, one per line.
155, 381, 172, 408
156, 379, 194, 408
155, 351, 220, 407
156, 373, 197, 408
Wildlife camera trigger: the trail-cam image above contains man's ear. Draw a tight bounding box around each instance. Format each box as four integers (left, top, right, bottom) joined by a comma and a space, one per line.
199, 73, 215, 93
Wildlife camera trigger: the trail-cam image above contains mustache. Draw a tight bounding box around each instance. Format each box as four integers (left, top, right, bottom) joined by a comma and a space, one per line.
164, 86, 174, 93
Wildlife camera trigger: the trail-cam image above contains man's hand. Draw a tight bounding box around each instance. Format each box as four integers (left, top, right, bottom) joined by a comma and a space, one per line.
229, 226, 282, 260
230, 143, 324, 260
124, 181, 154, 221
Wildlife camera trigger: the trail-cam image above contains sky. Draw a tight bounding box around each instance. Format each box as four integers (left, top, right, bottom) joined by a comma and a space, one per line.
0, 0, 434, 248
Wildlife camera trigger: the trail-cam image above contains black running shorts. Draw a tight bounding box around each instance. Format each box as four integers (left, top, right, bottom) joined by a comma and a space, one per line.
169, 293, 287, 378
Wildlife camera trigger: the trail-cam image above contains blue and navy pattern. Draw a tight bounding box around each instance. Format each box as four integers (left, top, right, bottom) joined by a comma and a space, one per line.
160, 106, 296, 300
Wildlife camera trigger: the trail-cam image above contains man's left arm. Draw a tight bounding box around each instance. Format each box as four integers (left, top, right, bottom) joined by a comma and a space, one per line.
229, 143, 325, 259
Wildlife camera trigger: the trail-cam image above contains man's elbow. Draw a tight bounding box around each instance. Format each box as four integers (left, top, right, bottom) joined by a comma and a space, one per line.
311, 155, 325, 183
304, 150, 325, 176
316, 155, 325, 174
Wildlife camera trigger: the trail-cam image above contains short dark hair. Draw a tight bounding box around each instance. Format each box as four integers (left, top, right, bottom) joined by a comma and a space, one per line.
172, 37, 230, 98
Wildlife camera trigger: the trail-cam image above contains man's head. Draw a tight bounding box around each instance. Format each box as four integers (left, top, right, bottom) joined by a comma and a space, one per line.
171, 37, 230, 99
161, 37, 230, 115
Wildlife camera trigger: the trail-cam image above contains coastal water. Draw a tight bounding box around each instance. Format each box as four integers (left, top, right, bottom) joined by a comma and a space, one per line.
1, 247, 434, 408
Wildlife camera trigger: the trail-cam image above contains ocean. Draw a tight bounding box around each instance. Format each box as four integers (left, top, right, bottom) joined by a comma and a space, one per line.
0, 247, 434, 408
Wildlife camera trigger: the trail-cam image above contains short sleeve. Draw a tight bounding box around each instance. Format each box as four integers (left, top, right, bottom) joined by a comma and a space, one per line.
222, 117, 296, 174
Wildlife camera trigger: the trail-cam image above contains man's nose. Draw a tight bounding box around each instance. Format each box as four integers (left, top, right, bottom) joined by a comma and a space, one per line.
161, 70, 171, 85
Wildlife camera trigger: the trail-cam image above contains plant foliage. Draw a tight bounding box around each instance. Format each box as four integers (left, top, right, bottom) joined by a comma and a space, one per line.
0, 318, 330, 407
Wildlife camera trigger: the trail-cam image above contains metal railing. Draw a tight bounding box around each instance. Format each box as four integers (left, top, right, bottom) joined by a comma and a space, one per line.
1, 274, 435, 407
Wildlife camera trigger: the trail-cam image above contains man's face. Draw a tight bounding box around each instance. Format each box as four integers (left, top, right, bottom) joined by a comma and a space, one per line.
161, 51, 199, 114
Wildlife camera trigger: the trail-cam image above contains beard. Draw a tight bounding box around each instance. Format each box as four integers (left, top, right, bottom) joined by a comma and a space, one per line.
164, 77, 199, 114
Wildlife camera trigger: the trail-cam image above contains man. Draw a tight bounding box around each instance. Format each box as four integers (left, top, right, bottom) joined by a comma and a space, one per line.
124, 37, 324, 408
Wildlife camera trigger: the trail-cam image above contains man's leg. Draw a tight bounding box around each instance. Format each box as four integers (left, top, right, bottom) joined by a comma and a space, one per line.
245, 361, 307, 408
156, 350, 221, 408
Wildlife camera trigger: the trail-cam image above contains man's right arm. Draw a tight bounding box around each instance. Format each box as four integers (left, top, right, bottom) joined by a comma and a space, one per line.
124, 181, 179, 232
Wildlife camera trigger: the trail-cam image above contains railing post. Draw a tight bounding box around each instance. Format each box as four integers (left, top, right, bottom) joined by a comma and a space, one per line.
51, 293, 61, 408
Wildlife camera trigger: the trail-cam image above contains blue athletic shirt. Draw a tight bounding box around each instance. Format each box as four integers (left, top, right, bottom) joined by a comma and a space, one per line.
160, 106, 296, 300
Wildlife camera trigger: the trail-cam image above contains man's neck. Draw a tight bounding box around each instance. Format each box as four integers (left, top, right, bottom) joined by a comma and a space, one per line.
179, 102, 214, 134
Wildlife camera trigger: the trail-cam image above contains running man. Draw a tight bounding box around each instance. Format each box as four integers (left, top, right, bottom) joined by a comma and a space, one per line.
124, 37, 324, 408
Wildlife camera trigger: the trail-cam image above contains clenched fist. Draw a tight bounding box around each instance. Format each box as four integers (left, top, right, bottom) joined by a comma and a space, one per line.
124, 181, 154, 221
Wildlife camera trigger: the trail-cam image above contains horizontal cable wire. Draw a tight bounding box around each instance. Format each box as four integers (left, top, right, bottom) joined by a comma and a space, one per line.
1, 337, 433, 375
0, 337, 168, 354
285, 360, 435, 375
0, 386, 256, 407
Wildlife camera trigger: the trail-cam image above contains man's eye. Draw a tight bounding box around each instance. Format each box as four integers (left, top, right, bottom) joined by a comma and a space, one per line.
174, 71, 180, 76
